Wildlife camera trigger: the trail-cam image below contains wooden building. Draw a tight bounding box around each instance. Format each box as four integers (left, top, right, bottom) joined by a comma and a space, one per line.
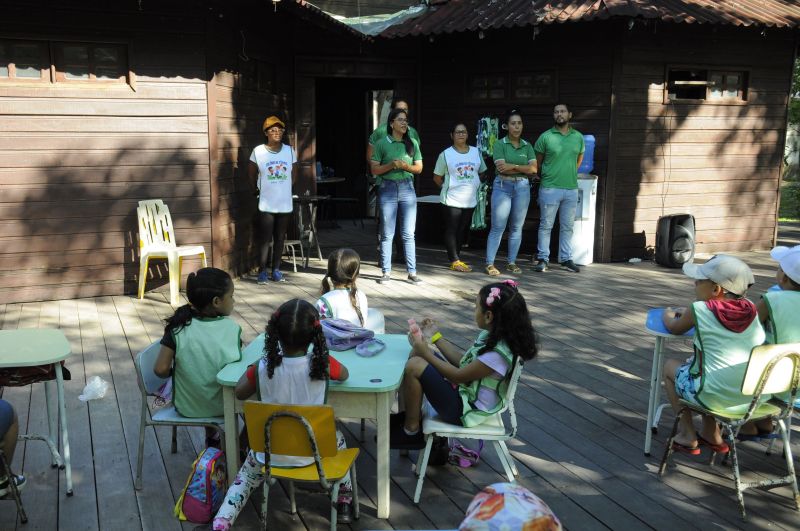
383, 0, 800, 262
2, 0, 800, 303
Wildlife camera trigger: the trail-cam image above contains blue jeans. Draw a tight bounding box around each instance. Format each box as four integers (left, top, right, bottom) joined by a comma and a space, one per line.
485, 177, 531, 265
378, 179, 417, 274
537, 187, 579, 262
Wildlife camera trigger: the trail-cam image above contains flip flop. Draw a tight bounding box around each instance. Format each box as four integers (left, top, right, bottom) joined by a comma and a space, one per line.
671, 441, 701, 455
696, 432, 729, 454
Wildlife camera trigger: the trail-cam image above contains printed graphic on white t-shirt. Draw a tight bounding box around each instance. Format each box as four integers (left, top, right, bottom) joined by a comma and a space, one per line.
250, 144, 295, 213
437, 146, 484, 208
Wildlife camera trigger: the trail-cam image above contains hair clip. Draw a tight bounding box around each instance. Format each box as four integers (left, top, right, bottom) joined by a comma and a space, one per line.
486, 287, 501, 307
502, 279, 518, 289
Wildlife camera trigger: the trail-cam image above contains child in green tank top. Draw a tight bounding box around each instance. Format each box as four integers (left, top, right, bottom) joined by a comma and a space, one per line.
662, 255, 766, 455
154, 267, 242, 447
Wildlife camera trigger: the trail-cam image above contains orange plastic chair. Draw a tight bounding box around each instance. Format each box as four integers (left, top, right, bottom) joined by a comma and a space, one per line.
243, 401, 360, 530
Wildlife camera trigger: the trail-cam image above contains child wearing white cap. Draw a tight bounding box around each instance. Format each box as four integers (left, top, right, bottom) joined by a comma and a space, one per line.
757, 245, 800, 344
661, 255, 765, 455
755, 245, 800, 412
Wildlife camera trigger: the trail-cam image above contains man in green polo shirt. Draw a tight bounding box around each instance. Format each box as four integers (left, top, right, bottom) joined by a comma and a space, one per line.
533, 103, 585, 273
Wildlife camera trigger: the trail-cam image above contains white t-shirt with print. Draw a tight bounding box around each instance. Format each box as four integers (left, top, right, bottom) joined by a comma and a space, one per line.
434, 146, 486, 208
250, 143, 295, 213
316, 288, 369, 327
255, 355, 325, 467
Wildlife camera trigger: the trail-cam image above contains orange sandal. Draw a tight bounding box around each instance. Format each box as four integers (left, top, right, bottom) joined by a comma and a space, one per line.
450, 260, 472, 272
485, 264, 500, 276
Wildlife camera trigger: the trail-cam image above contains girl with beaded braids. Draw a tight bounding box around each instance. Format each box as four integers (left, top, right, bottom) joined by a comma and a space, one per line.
316, 248, 368, 327
213, 299, 351, 530
390, 280, 538, 449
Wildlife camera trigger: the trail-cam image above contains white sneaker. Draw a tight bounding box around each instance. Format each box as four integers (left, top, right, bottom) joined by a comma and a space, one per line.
0, 474, 26, 497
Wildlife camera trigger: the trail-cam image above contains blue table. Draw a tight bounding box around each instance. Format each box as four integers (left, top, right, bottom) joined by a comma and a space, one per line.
643, 308, 694, 456
0, 329, 73, 495
218, 333, 408, 518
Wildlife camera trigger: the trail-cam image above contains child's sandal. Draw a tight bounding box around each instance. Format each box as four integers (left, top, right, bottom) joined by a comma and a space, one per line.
485, 264, 500, 276
506, 263, 522, 274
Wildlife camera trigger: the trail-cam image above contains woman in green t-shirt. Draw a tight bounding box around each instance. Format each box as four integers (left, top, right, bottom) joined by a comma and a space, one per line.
370, 108, 424, 285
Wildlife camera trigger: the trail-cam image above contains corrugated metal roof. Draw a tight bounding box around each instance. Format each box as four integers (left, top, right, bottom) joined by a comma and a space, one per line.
290, 0, 371, 39
381, 0, 800, 38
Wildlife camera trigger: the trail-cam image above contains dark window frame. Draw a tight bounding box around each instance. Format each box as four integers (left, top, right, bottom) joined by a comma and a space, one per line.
0, 38, 50, 82
664, 65, 749, 105
465, 70, 558, 104
239, 57, 276, 94
0, 36, 134, 89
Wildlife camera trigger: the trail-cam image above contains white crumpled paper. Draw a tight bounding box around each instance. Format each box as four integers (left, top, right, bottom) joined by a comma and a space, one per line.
79, 376, 110, 401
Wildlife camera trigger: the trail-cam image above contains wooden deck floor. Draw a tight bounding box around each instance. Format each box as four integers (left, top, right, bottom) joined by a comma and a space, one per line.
2, 221, 800, 530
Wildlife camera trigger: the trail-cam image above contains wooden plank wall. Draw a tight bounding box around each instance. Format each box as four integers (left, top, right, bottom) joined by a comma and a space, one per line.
0, 0, 211, 303
205, 7, 296, 276
415, 24, 613, 256
610, 23, 794, 260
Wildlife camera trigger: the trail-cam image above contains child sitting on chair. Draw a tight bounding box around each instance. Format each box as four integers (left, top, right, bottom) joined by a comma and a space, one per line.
154, 267, 241, 448
316, 248, 369, 327
662, 255, 765, 455
390, 280, 538, 449
756, 245, 800, 412
212, 299, 353, 530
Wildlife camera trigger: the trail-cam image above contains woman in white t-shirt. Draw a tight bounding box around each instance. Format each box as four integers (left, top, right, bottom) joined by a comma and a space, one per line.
433, 123, 486, 273
248, 115, 296, 284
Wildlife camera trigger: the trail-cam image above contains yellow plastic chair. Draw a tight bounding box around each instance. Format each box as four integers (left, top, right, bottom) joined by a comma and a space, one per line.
243, 401, 360, 531
137, 199, 207, 306
658, 343, 800, 520
413, 358, 525, 504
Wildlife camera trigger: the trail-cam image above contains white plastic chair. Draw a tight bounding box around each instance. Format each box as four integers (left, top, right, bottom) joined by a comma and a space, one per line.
365, 308, 385, 334
137, 199, 207, 306
134, 341, 225, 490
412, 358, 525, 503
658, 343, 800, 520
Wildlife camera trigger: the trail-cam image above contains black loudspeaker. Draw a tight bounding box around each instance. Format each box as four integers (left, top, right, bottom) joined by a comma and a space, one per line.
655, 214, 695, 268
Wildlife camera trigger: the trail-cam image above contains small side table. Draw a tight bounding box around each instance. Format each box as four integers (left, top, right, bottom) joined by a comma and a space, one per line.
643, 309, 694, 456
0, 329, 73, 495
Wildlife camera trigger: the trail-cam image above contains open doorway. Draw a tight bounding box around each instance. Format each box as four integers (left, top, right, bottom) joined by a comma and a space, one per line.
315, 77, 394, 218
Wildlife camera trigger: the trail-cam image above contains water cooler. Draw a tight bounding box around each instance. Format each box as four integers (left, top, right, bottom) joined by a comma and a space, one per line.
571, 174, 598, 265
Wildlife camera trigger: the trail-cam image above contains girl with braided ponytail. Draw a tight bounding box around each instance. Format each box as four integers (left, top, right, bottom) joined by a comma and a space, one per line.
391, 280, 538, 449
154, 267, 241, 447
316, 248, 368, 327
213, 299, 352, 530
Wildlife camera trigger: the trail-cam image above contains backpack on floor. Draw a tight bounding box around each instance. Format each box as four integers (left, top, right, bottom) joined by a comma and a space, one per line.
174, 447, 227, 523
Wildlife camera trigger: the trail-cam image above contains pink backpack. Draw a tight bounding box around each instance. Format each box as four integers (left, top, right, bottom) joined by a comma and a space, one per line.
174, 447, 227, 523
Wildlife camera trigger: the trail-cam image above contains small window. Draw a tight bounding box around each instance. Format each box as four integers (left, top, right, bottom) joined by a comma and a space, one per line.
0, 39, 49, 81
467, 74, 507, 101
240, 59, 275, 93
512, 71, 556, 102
54, 42, 127, 83
666, 67, 748, 103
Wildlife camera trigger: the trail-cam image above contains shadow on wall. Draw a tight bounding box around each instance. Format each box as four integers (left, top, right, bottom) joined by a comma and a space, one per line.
610, 24, 789, 261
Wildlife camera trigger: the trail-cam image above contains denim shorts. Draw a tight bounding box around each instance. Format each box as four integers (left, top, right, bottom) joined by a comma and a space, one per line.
0, 399, 14, 438
674, 361, 700, 404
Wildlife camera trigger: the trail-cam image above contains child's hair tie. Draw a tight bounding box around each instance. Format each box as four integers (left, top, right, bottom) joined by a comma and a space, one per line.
272, 310, 280, 319
486, 287, 502, 307
502, 279, 518, 289
314, 319, 321, 328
